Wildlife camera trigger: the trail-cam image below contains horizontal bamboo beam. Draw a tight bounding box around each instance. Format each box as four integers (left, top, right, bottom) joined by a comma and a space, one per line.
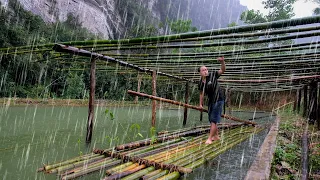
93, 31, 320, 51
52, 44, 193, 83
127, 90, 256, 125
103, 41, 320, 58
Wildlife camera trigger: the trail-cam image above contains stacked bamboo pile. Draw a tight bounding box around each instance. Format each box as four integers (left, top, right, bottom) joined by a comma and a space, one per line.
37, 123, 263, 180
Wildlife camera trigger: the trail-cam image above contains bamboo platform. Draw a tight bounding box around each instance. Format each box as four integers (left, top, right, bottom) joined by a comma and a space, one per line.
37, 123, 264, 180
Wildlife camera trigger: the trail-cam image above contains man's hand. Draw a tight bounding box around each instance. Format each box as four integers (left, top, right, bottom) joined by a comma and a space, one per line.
217, 56, 224, 62
199, 105, 203, 109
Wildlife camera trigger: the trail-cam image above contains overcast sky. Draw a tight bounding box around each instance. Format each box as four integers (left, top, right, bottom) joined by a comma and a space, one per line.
239, 0, 317, 18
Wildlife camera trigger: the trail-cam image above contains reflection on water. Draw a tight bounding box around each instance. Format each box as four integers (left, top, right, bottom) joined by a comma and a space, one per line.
0, 105, 274, 180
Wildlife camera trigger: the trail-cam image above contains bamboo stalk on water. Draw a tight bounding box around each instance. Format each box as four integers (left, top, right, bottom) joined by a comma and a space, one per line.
114, 166, 155, 180
105, 162, 133, 175
59, 157, 114, 176
104, 164, 147, 180
161, 127, 251, 165
157, 171, 181, 180
61, 159, 122, 180
186, 127, 264, 169
103, 126, 250, 179
141, 169, 163, 180
144, 170, 170, 180
42, 153, 100, 171
48, 155, 105, 174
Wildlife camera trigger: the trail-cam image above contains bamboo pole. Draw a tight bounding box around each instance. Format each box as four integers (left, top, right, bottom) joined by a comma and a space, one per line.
61, 159, 122, 180
152, 70, 157, 127
86, 57, 96, 143
157, 171, 180, 180
303, 85, 308, 117
42, 153, 100, 171
134, 73, 142, 104
104, 42, 320, 58
48, 155, 105, 174
127, 51, 320, 64
93, 31, 320, 51
127, 90, 257, 125
53, 44, 191, 82
143, 170, 169, 180
297, 88, 302, 113
183, 82, 189, 125
119, 166, 155, 180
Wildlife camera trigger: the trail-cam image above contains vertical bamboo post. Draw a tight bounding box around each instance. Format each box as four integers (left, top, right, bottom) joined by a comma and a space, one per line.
86, 58, 96, 143
309, 81, 318, 123
200, 111, 203, 121
183, 82, 189, 126
134, 73, 142, 104
303, 85, 308, 118
293, 90, 298, 112
151, 70, 157, 127
318, 82, 320, 130
297, 88, 302, 113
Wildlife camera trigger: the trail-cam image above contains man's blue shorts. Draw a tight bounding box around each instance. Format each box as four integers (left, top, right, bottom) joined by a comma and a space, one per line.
208, 100, 224, 124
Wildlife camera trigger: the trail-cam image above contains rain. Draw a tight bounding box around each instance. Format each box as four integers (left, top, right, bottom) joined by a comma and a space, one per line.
0, 0, 320, 180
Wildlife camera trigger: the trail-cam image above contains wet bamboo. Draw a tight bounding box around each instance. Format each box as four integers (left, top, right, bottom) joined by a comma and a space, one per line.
93, 31, 320, 51
174, 130, 258, 167
59, 157, 114, 176
170, 127, 255, 166
128, 90, 257, 125
183, 82, 189, 125
105, 41, 320, 58
127, 51, 320, 64
152, 70, 157, 127
86, 57, 96, 143
53, 44, 191, 82
114, 45, 320, 61
114, 123, 244, 151
186, 127, 264, 169
48, 155, 105, 174
157, 171, 180, 180
42, 153, 100, 171
162, 127, 252, 165
143, 169, 169, 180
61, 159, 122, 180
105, 164, 147, 180
303, 85, 308, 117
105, 162, 134, 175
119, 166, 155, 180
142, 169, 164, 180
72, 25, 320, 49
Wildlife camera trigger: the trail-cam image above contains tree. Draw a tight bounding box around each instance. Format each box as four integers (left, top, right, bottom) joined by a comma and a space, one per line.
168, 19, 197, 34
241, 0, 296, 23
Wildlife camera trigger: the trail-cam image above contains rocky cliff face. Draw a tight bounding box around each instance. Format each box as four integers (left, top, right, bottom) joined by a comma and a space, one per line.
0, 0, 247, 39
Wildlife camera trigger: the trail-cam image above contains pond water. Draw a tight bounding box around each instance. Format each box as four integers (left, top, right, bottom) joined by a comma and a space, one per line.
0, 104, 275, 180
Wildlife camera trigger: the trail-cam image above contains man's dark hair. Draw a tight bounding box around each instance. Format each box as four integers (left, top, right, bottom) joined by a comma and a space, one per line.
197, 66, 201, 72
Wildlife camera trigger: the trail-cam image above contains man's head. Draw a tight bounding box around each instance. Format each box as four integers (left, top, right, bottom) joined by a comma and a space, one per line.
198, 65, 208, 77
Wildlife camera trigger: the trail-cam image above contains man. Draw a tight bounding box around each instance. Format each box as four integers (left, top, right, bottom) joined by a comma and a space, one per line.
198, 56, 226, 144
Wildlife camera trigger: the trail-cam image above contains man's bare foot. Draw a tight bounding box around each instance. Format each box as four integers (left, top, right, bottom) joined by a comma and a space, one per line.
205, 139, 213, 144
212, 136, 220, 141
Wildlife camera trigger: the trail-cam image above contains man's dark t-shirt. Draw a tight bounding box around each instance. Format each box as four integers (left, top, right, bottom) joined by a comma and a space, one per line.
198, 71, 225, 105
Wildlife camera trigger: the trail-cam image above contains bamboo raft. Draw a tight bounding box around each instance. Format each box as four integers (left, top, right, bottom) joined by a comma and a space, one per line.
37, 123, 264, 180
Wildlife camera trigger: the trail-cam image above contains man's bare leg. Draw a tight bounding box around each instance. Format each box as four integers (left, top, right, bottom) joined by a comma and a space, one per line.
205, 123, 215, 144
212, 123, 220, 141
